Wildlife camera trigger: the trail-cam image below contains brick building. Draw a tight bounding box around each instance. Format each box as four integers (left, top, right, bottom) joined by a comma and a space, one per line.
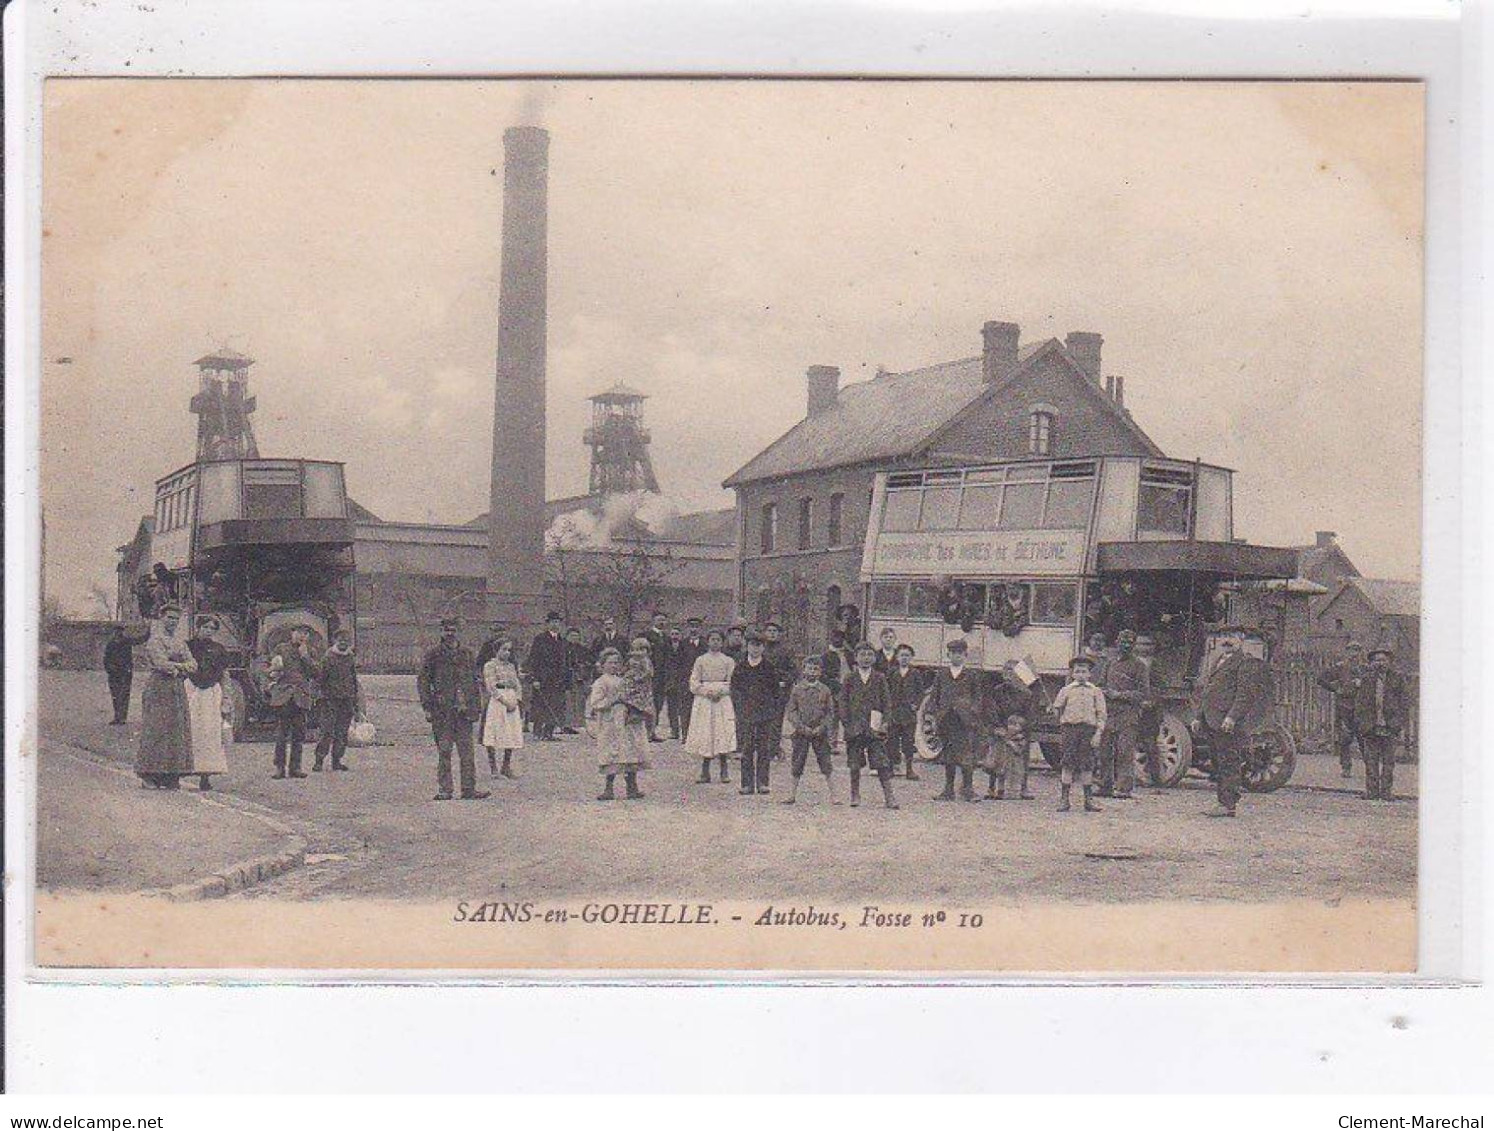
724, 319, 1164, 652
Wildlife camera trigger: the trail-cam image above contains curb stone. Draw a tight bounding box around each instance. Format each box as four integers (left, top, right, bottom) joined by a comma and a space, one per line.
45, 736, 313, 902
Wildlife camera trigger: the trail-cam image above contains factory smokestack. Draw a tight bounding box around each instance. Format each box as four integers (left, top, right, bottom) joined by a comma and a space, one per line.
487, 125, 550, 629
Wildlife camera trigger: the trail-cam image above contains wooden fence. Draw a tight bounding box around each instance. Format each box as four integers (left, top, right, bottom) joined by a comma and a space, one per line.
1271, 650, 1419, 759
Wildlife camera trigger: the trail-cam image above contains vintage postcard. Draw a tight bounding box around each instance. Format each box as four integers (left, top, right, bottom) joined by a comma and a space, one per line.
32, 78, 1423, 973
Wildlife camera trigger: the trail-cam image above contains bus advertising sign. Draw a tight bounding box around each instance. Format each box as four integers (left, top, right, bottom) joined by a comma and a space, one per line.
870, 529, 1086, 577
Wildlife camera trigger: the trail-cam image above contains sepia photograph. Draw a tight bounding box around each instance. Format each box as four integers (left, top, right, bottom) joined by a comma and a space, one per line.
31, 77, 1424, 973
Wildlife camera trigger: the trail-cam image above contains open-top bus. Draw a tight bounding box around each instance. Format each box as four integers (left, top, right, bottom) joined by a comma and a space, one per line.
859, 455, 1303, 791
146, 457, 357, 739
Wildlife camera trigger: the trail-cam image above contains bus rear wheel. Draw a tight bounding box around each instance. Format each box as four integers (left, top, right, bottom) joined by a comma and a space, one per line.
1139, 711, 1193, 787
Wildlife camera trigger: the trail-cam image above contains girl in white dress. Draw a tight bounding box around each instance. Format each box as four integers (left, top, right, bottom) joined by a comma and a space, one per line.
685, 629, 737, 784
481, 639, 524, 779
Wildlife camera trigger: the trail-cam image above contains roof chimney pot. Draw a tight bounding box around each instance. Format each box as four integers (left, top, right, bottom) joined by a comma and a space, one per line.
806, 365, 841, 416
982, 321, 1020, 384
1316, 531, 1337, 548
1065, 331, 1103, 383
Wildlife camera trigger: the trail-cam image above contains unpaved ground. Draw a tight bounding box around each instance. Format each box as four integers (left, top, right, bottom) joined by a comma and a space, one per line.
35, 671, 1418, 906
35, 741, 284, 893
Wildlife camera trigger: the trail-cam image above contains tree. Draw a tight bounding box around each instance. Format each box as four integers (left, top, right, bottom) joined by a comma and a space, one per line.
574, 538, 683, 636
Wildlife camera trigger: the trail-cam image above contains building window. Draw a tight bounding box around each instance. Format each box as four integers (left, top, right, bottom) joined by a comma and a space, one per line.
1138, 464, 1193, 536
1029, 409, 1054, 456
828, 493, 845, 547
798, 497, 813, 550
761, 502, 778, 554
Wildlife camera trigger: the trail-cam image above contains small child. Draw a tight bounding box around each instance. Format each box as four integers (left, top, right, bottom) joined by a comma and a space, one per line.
782, 655, 839, 805
1051, 656, 1107, 812
586, 646, 653, 801
984, 714, 1034, 800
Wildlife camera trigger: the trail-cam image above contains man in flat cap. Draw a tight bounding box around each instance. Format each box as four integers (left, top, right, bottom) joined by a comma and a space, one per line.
1195, 625, 1274, 818
1317, 639, 1367, 781
1098, 628, 1151, 800
417, 617, 489, 801
1352, 646, 1410, 801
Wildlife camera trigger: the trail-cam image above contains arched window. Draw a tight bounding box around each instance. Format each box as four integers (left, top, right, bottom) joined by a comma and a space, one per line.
1028, 404, 1057, 456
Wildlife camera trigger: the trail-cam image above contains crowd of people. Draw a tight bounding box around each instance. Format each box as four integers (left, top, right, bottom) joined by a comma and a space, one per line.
117, 601, 1411, 814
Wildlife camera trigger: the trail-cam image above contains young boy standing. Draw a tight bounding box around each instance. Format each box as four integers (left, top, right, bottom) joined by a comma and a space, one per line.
884, 644, 925, 782
841, 642, 897, 809
925, 638, 983, 802
782, 655, 838, 805
1052, 655, 1107, 812
730, 631, 781, 795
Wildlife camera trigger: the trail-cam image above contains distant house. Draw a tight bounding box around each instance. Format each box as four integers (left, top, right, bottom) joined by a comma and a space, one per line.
1315, 577, 1420, 670
724, 318, 1164, 650
1291, 530, 1361, 629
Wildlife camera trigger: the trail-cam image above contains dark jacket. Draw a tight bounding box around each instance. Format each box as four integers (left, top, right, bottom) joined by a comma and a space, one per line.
526, 631, 570, 690
1316, 659, 1366, 707
884, 664, 927, 726
763, 642, 797, 705
646, 629, 671, 687
103, 636, 135, 678
872, 647, 900, 674
1102, 654, 1152, 717
267, 640, 319, 710
663, 640, 696, 687
840, 668, 890, 739
318, 648, 360, 701
730, 656, 783, 724
418, 640, 482, 720
186, 638, 233, 690
590, 632, 626, 666
566, 640, 594, 686
1352, 668, 1410, 736
926, 667, 986, 732
1199, 651, 1274, 732
820, 647, 849, 688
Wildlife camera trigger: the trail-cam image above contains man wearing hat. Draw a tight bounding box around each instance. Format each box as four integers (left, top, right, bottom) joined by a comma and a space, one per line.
526, 612, 570, 741
1195, 625, 1274, 817
590, 616, 625, 668
1352, 646, 1409, 801
313, 627, 360, 772
675, 617, 707, 742
1317, 639, 1367, 780
1098, 628, 1151, 799
729, 629, 782, 794
417, 617, 489, 801
924, 637, 985, 802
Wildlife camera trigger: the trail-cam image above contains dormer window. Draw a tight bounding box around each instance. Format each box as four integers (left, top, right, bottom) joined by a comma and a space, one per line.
1028, 404, 1057, 456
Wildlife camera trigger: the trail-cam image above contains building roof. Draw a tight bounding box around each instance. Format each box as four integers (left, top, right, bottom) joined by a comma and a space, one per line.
194, 349, 254, 370
347, 498, 384, 523
589, 382, 648, 402
1336, 577, 1421, 619
723, 338, 1159, 487
1292, 540, 1360, 583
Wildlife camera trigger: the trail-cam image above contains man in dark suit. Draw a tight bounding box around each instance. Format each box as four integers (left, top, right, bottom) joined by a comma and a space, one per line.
417, 617, 489, 801
677, 615, 708, 742
591, 616, 626, 668
1352, 646, 1410, 801
526, 612, 570, 741
267, 625, 320, 780
1195, 626, 1274, 817
103, 625, 138, 724
645, 611, 671, 741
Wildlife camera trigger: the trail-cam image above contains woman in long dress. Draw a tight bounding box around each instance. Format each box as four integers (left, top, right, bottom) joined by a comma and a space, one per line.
184, 614, 232, 791
135, 605, 195, 790
481, 639, 524, 779
686, 629, 737, 784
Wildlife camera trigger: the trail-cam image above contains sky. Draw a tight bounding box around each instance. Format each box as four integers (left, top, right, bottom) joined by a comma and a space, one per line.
40, 79, 1423, 615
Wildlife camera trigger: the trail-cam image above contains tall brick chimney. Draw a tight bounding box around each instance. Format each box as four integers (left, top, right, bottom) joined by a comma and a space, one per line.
487, 125, 550, 631
1315, 531, 1338, 548
806, 365, 840, 415
1065, 331, 1103, 383
982, 321, 1020, 384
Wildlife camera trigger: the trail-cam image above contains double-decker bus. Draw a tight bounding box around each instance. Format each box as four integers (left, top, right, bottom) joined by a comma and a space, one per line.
147, 457, 356, 738
859, 455, 1302, 790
